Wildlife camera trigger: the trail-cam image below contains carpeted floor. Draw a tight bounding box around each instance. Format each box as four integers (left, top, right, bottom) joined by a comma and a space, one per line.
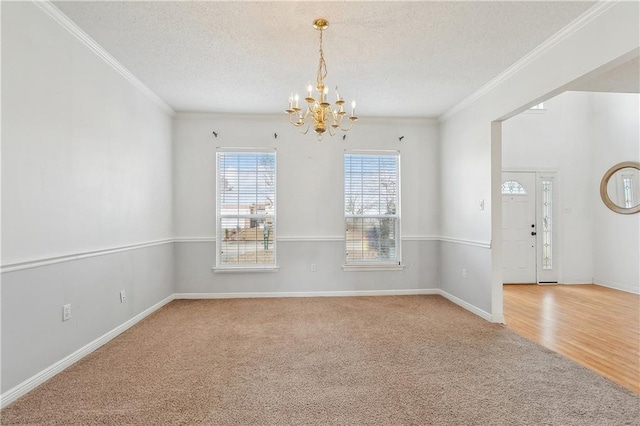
2, 295, 639, 425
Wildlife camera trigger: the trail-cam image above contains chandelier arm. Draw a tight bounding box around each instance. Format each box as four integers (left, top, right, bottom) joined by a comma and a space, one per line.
288, 114, 301, 126
299, 121, 310, 135
338, 120, 354, 132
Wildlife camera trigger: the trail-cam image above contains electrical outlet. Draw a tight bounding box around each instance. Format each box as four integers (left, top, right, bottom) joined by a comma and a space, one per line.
120, 290, 126, 303
310, 263, 316, 272
62, 304, 71, 321
462, 268, 468, 279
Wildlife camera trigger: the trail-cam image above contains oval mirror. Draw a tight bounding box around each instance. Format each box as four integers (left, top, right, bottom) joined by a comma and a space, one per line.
600, 161, 640, 214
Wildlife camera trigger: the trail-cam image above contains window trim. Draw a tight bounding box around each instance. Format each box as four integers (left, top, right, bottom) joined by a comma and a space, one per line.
343, 150, 402, 268
212, 265, 280, 273
215, 148, 278, 271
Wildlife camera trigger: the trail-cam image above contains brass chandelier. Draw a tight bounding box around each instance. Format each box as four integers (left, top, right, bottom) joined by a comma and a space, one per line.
286, 18, 357, 140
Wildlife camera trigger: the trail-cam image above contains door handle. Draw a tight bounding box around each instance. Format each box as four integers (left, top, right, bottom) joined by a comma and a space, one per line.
531, 231, 537, 236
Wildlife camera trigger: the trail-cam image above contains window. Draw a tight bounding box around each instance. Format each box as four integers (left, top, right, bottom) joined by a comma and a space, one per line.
541, 179, 553, 270
525, 103, 546, 114
216, 149, 276, 269
501, 180, 527, 195
622, 175, 635, 208
344, 151, 400, 266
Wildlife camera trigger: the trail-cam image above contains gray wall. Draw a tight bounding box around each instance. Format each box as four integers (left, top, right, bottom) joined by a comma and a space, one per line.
1, 244, 174, 392
1, 2, 174, 395
174, 240, 439, 294
172, 114, 441, 294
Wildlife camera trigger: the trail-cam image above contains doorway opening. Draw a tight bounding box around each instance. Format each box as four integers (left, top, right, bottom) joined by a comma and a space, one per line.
501, 171, 559, 284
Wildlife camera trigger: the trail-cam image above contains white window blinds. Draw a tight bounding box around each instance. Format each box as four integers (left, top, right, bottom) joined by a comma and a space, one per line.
216, 150, 276, 267
344, 152, 400, 265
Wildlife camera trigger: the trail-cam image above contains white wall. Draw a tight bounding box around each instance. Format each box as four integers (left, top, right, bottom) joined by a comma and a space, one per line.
502, 91, 639, 292
1, 3, 173, 264
173, 114, 440, 294
439, 2, 639, 318
502, 92, 594, 284
591, 93, 640, 293
1, 2, 174, 396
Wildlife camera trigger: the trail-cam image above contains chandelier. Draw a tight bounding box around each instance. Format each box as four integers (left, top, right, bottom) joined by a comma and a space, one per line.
286, 18, 357, 140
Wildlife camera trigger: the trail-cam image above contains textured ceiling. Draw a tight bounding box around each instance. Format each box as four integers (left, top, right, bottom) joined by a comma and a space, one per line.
54, 1, 596, 118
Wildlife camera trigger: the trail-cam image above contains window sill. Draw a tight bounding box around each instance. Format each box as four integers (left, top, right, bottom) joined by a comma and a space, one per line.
212, 266, 280, 273
342, 264, 405, 272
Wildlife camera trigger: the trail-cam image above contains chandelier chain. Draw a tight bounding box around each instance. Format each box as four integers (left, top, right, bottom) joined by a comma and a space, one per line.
317, 29, 327, 87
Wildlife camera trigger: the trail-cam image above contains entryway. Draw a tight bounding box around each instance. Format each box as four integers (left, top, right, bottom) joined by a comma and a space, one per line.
502, 171, 558, 284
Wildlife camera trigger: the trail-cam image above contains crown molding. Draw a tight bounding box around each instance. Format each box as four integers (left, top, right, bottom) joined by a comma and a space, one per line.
439, 1, 619, 122
33, 0, 175, 116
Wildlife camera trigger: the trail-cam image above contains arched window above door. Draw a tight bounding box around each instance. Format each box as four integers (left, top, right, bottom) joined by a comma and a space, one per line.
502, 180, 527, 195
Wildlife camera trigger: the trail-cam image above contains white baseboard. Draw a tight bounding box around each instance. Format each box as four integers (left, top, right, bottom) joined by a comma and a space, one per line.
437, 290, 503, 323
0, 295, 174, 409
173, 289, 503, 323
560, 277, 594, 285
593, 279, 640, 295
2, 287, 501, 408
173, 289, 439, 299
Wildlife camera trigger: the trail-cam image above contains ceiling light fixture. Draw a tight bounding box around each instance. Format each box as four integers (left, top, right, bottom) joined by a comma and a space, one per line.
286, 18, 357, 140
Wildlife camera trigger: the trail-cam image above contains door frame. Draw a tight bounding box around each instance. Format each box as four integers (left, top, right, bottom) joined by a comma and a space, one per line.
503, 169, 561, 284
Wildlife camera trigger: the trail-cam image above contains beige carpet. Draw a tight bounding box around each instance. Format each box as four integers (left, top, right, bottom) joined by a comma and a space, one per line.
2, 296, 639, 425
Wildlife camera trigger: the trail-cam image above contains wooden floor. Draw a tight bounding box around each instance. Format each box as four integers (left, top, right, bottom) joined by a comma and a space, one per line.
503, 284, 640, 394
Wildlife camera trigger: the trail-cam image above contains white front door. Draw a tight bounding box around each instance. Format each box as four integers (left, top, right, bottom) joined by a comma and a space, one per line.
502, 172, 537, 283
